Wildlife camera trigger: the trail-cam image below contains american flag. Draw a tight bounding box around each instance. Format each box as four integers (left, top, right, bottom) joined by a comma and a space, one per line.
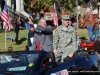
1, 2, 10, 32
89, 4, 93, 21
53, 3, 58, 26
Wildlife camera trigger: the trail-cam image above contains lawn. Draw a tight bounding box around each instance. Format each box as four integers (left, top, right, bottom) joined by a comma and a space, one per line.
0, 28, 88, 52
0, 28, 28, 51
78, 28, 88, 39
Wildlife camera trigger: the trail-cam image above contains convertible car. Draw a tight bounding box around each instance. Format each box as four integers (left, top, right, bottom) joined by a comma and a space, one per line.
0, 50, 99, 75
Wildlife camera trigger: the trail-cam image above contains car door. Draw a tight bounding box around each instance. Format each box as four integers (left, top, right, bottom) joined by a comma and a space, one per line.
44, 54, 92, 75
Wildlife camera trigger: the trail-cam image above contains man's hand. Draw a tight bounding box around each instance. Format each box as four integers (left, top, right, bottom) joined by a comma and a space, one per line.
68, 52, 74, 57
53, 49, 57, 55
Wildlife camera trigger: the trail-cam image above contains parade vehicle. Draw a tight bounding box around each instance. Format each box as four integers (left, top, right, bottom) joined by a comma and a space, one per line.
0, 50, 99, 75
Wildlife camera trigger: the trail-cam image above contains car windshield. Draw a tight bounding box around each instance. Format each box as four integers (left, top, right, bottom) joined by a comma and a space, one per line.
0, 51, 39, 72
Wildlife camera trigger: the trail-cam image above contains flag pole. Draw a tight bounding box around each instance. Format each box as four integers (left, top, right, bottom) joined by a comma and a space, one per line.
4, 22, 6, 49
1, 2, 10, 49
76, 0, 79, 30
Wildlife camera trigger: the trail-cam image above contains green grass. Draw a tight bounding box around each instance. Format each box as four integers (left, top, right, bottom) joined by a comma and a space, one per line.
0, 28, 89, 52
0, 28, 28, 51
78, 28, 89, 39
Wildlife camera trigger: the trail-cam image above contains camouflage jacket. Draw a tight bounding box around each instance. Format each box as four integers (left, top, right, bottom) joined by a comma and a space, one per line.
53, 25, 77, 54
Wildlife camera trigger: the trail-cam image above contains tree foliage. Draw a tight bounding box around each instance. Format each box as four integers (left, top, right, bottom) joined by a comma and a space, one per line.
23, 0, 33, 12
56, 0, 84, 12
55, 0, 97, 14
23, 0, 98, 13
34, 0, 54, 12
23, 0, 54, 12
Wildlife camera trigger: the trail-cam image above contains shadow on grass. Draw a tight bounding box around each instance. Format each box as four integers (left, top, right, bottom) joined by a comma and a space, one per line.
80, 37, 88, 40
17, 38, 27, 45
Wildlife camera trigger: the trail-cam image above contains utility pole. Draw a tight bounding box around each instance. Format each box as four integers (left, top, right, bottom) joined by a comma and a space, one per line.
76, 0, 79, 29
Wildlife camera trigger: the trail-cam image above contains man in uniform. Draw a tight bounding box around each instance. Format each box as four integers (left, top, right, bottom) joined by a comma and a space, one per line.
53, 15, 77, 63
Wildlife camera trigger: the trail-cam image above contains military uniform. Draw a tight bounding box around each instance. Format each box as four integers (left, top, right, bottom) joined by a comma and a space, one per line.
53, 25, 77, 62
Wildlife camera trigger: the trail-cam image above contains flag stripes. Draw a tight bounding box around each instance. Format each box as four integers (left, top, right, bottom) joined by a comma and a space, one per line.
53, 3, 58, 27
1, 2, 10, 32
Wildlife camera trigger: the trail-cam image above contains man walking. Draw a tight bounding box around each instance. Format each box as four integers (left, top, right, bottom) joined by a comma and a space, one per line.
53, 15, 77, 63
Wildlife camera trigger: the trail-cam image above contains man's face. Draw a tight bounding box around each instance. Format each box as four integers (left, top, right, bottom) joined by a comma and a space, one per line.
62, 19, 69, 27
40, 19, 47, 28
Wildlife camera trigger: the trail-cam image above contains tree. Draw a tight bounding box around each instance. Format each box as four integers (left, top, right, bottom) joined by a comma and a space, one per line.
55, 0, 97, 14
56, 0, 83, 13
24, 0, 54, 18
23, 0, 33, 12
39, 0, 53, 11
24, 0, 54, 12
33, 0, 54, 18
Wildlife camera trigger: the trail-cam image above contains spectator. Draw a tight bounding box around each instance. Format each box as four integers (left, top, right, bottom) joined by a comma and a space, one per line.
0, 16, 3, 29
28, 25, 35, 51
13, 16, 21, 44
24, 17, 33, 39
53, 15, 77, 63
32, 18, 55, 62
8, 47, 13, 52
87, 24, 93, 42
25, 18, 30, 30
32, 13, 36, 19
92, 23, 99, 41
20, 17, 25, 27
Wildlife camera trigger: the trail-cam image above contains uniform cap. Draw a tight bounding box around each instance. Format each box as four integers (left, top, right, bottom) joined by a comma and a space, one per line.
61, 15, 70, 20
